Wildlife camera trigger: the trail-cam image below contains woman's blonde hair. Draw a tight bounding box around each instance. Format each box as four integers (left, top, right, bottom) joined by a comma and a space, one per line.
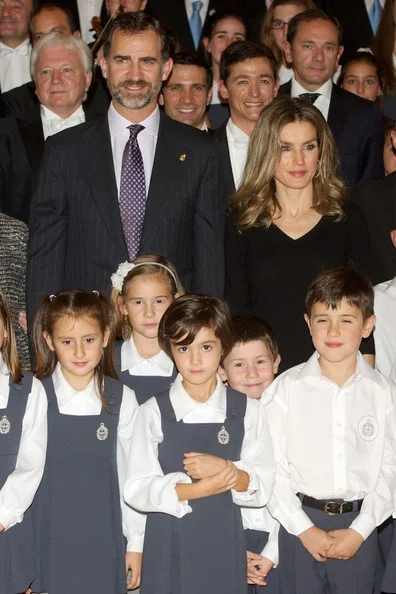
232, 96, 345, 230
260, 0, 315, 67
110, 254, 184, 340
33, 290, 116, 409
0, 289, 22, 383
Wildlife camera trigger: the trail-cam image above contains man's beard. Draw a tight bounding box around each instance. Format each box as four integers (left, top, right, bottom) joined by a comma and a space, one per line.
108, 78, 162, 110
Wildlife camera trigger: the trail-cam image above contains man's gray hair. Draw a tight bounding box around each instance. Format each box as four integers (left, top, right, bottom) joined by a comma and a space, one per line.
30, 32, 93, 78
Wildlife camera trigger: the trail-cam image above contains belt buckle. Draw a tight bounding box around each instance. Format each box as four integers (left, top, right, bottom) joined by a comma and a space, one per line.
324, 501, 343, 515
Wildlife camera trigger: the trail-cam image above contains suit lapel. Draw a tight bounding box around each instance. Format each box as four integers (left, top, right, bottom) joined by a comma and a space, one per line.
327, 85, 350, 141
140, 113, 186, 248
217, 123, 235, 198
17, 105, 44, 174
79, 116, 126, 254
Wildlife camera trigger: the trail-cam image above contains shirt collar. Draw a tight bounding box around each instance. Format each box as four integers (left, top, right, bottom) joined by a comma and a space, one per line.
169, 374, 227, 421
296, 350, 383, 387
226, 117, 250, 143
200, 121, 209, 132
40, 104, 85, 122
108, 102, 160, 139
291, 76, 333, 101
121, 336, 174, 374
53, 362, 100, 407
0, 38, 30, 55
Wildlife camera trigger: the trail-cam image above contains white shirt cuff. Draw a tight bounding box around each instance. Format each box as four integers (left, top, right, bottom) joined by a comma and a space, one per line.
287, 509, 315, 536
261, 539, 279, 566
0, 505, 20, 531
126, 532, 145, 553
349, 513, 376, 541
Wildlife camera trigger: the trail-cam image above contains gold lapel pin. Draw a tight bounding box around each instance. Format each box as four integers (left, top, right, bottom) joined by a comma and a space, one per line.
179, 153, 187, 162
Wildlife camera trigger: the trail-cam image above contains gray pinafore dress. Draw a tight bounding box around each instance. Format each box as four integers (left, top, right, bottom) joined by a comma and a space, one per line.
0, 372, 35, 594
381, 519, 396, 592
32, 375, 126, 594
244, 529, 280, 594
141, 387, 248, 594
115, 341, 178, 404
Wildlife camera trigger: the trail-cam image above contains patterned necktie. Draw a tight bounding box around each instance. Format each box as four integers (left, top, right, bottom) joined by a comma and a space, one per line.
190, 1, 203, 49
299, 92, 320, 105
369, 0, 382, 34
119, 124, 146, 260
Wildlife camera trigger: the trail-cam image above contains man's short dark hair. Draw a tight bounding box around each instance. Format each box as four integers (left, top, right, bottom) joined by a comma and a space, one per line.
286, 8, 342, 47
163, 51, 213, 89
220, 40, 278, 84
202, 9, 248, 40
30, 2, 78, 34
305, 267, 374, 321
159, 294, 235, 364
103, 11, 170, 62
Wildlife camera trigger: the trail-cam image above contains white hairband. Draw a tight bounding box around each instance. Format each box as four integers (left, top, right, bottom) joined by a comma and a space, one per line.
111, 261, 178, 293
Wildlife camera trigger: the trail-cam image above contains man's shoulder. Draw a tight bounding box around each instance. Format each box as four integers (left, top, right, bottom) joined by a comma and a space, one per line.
45, 115, 108, 148
351, 172, 396, 207
331, 84, 377, 114
159, 111, 216, 151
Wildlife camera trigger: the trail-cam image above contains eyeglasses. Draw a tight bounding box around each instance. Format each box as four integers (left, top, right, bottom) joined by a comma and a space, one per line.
271, 18, 290, 29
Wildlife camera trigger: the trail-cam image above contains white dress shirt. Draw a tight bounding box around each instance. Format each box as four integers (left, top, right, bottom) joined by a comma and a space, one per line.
108, 102, 160, 197
184, 0, 210, 23
291, 76, 333, 121
0, 355, 47, 531
365, 0, 385, 12
121, 336, 174, 377
266, 352, 396, 541
40, 104, 86, 140
226, 118, 250, 189
0, 38, 31, 93
242, 506, 280, 565
374, 277, 396, 378
210, 78, 221, 105
52, 363, 144, 551
77, 0, 103, 44
124, 375, 275, 523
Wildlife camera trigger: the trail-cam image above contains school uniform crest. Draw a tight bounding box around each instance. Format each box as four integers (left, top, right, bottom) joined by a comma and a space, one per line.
357, 416, 378, 441
0, 415, 10, 434
217, 425, 230, 445
96, 422, 108, 441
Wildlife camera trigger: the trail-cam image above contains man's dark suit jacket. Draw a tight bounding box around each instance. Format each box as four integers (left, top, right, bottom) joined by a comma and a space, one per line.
320, 0, 374, 63
214, 121, 235, 200
279, 81, 384, 187
0, 81, 110, 224
350, 172, 396, 285
27, 110, 226, 321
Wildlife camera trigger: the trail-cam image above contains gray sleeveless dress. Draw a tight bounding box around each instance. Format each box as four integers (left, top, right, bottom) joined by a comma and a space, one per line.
115, 341, 177, 405
0, 372, 35, 594
32, 375, 127, 594
140, 387, 248, 594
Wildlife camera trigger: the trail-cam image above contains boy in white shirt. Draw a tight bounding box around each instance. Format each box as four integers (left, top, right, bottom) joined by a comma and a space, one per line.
266, 267, 396, 594
219, 315, 281, 593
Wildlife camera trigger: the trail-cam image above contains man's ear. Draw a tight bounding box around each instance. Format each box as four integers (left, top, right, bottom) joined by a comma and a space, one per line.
273, 354, 281, 375
218, 78, 229, 101
304, 313, 312, 334
362, 314, 376, 339
284, 40, 293, 64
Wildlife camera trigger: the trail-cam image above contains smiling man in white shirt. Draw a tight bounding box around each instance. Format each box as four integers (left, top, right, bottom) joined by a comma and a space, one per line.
0, 0, 33, 92
215, 40, 279, 198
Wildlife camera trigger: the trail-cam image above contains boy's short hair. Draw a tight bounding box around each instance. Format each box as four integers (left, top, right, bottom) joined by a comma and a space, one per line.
305, 267, 374, 320
219, 40, 278, 84
228, 315, 279, 362
159, 294, 234, 362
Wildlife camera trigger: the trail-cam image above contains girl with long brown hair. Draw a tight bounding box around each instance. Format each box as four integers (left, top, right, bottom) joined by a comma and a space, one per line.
32, 289, 143, 594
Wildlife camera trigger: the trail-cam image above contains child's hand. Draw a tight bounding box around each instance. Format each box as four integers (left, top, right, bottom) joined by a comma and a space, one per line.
198, 460, 239, 496
247, 550, 274, 585
298, 526, 334, 562
183, 452, 227, 479
0, 523, 4, 533
326, 528, 364, 560
125, 551, 142, 590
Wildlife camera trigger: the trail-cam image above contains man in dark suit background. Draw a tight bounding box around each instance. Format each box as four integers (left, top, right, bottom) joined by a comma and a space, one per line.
279, 8, 383, 186
27, 11, 225, 323
0, 31, 94, 223
215, 41, 279, 199
320, 0, 383, 62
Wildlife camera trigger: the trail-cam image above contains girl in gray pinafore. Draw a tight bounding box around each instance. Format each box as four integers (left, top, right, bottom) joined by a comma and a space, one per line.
0, 290, 47, 594
124, 295, 276, 594
110, 256, 184, 404
31, 290, 142, 594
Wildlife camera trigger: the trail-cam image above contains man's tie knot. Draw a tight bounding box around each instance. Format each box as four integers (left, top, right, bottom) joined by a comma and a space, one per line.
128, 123, 145, 142
299, 92, 320, 105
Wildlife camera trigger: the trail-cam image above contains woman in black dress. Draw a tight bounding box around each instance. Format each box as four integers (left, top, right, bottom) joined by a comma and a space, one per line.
225, 96, 373, 372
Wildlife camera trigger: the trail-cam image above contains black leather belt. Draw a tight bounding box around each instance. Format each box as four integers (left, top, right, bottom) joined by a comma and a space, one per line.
299, 494, 363, 515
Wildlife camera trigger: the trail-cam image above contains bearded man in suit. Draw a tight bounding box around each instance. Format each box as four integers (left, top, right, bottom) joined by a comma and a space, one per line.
27, 11, 225, 323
